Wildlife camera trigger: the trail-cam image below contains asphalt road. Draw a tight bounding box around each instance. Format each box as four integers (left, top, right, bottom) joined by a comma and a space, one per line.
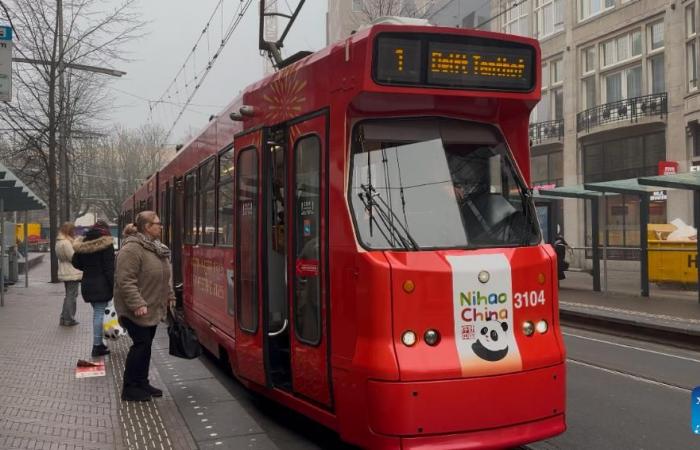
199, 327, 700, 449
529, 327, 700, 450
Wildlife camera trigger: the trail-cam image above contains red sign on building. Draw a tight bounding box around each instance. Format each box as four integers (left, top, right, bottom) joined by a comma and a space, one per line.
658, 161, 679, 176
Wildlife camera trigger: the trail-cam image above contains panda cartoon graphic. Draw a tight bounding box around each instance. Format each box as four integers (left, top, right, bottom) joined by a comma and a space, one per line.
471, 320, 509, 362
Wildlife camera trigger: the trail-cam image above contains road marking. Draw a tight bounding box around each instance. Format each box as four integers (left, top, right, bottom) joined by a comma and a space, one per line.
568, 358, 690, 392
563, 331, 700, 364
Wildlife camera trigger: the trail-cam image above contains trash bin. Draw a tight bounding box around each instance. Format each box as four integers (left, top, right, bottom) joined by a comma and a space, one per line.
648, 224, 697, 285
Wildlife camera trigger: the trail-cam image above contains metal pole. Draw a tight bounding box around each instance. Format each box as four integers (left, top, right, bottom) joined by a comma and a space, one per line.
58, 0, 69, 223
602, 195, 608, 293
640, 195, 649, 297
0, 198, 4, 307
24, 210, 28, 288
591, 197, 601, 292
695, 191, 700, 304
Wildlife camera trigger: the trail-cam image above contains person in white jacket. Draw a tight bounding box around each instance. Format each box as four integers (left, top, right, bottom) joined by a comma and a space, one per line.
56, 222, 83, 326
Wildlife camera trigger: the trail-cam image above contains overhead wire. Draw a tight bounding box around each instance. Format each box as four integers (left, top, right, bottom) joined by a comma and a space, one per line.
163, 0, 255, 143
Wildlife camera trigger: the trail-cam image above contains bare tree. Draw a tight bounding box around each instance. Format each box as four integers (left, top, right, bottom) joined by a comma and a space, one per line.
355, 0, 422, 23
77, 124, 171, 223
0, 0, 144, 282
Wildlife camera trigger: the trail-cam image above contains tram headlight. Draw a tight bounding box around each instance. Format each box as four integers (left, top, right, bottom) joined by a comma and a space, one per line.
424, 329, 441, 346
536, 320, 549, 334
401, 330, 417, 347
522, 321, 535, 336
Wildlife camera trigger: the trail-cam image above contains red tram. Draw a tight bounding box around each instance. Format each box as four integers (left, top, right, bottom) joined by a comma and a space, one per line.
121, 23, 566, 450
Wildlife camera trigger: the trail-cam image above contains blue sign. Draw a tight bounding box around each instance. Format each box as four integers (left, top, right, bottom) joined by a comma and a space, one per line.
0, 26, 12, 42
692, 386, 700, 435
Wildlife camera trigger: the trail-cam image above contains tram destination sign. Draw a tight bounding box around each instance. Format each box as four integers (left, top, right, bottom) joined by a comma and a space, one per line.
374, 34, 535, 92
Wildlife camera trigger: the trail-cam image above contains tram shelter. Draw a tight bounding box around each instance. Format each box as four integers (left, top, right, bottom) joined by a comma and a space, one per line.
0, 162, 47, 306
537, 185, 606, 292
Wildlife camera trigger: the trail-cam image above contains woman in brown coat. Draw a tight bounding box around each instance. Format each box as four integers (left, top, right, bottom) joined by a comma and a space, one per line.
114, 211, 175, 401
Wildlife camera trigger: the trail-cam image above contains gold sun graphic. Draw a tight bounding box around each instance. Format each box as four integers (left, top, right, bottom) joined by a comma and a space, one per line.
263, 69, 308, 125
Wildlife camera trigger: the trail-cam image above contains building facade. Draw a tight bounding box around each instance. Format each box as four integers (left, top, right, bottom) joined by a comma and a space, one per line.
489, 0, 693, 263
327, 0, 695, 263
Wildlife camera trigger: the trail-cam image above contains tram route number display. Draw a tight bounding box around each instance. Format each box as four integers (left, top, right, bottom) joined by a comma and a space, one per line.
513, 290, 545, 309
374, 34, 535, 91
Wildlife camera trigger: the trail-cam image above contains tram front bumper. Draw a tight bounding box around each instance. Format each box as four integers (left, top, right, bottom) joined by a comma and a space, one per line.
366, 363, 565, 441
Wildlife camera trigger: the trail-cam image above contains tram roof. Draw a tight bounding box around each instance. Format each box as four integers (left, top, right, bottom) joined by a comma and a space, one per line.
638, 172, 700, 191
0, 162, 47, 211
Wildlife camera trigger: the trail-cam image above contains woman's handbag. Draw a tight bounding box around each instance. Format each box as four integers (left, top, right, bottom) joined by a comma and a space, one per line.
167, 308, 202, 359
103, 301, 126, 340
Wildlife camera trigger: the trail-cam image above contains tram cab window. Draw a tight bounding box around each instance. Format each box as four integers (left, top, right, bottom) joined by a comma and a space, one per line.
217, 148, 234, 246
199, 158, 217, 245
349, 118, 540, 250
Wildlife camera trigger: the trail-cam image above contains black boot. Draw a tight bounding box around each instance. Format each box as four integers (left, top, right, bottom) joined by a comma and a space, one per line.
91, 345, 110, 357
122, 385, 151, 402
142, 383, 163, 398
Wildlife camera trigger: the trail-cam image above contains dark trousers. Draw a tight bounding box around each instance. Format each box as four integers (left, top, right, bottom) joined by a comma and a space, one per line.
120, 317, 157, 389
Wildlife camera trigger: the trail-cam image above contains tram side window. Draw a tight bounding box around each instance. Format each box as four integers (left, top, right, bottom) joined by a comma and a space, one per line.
184, 172, 197, 244
294, 136, 321, 345
237, 148, 258, 332
199, 158, 217, 245
147, 196, 153, 211
217, 148, 234, 246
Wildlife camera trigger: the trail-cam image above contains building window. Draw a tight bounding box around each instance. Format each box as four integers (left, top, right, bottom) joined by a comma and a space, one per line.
552, 87, 564, 119
603, 65, 641, 102
582, 46, 596, 74
531, 150, 563, 186
551, 58, 563, 84
688, 41, 698, 91
535, 0, 563, 39
601, 30, 642, 69
579, 0, 614, 22
503, 0, 529, 36
583, 132, 667, 259
687, 5, 698, 92
582, 76, 596, 109
648, 21, 664, 51
649, 54, 665, 94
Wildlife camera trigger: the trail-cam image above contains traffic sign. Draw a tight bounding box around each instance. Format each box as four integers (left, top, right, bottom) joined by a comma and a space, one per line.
0, 25, 12, 102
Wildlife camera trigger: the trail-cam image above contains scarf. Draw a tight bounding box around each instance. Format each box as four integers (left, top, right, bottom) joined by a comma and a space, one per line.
124, 232, 171, 259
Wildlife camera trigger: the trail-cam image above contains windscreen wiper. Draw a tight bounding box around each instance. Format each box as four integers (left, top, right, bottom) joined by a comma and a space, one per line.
359, 183, 418, 251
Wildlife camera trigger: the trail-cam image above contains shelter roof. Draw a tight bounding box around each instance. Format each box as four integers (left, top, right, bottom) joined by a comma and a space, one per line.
0, 163, 47, 211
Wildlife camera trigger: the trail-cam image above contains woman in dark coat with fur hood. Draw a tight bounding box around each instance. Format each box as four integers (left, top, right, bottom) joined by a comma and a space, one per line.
72, 220, 115, 357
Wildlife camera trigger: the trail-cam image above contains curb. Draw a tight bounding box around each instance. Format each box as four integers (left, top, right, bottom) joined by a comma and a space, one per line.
560, 308, 700, 349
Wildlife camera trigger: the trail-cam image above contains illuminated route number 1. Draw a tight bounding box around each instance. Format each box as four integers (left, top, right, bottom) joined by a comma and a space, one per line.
394, 48, 404, 72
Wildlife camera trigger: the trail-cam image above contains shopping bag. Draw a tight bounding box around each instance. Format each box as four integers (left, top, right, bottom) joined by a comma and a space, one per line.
103, 301, 126, 340
168, 310, 201, 359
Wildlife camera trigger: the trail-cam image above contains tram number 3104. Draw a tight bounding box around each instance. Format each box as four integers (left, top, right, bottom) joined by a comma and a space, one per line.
514, 290, 546, 309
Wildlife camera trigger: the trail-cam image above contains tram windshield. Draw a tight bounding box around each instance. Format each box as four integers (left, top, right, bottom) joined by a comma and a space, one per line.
350, 118, 541, 250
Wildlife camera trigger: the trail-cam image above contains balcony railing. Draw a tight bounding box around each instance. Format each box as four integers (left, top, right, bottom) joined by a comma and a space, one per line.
576, 92, 667, 133
529, 119, 564, 144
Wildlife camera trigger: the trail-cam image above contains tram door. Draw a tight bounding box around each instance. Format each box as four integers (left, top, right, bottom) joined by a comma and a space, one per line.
234, 130, 266, 386
287, 114, 331, 407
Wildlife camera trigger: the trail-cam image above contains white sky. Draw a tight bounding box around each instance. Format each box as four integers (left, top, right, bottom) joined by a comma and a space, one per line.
108, 0, 328, 146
